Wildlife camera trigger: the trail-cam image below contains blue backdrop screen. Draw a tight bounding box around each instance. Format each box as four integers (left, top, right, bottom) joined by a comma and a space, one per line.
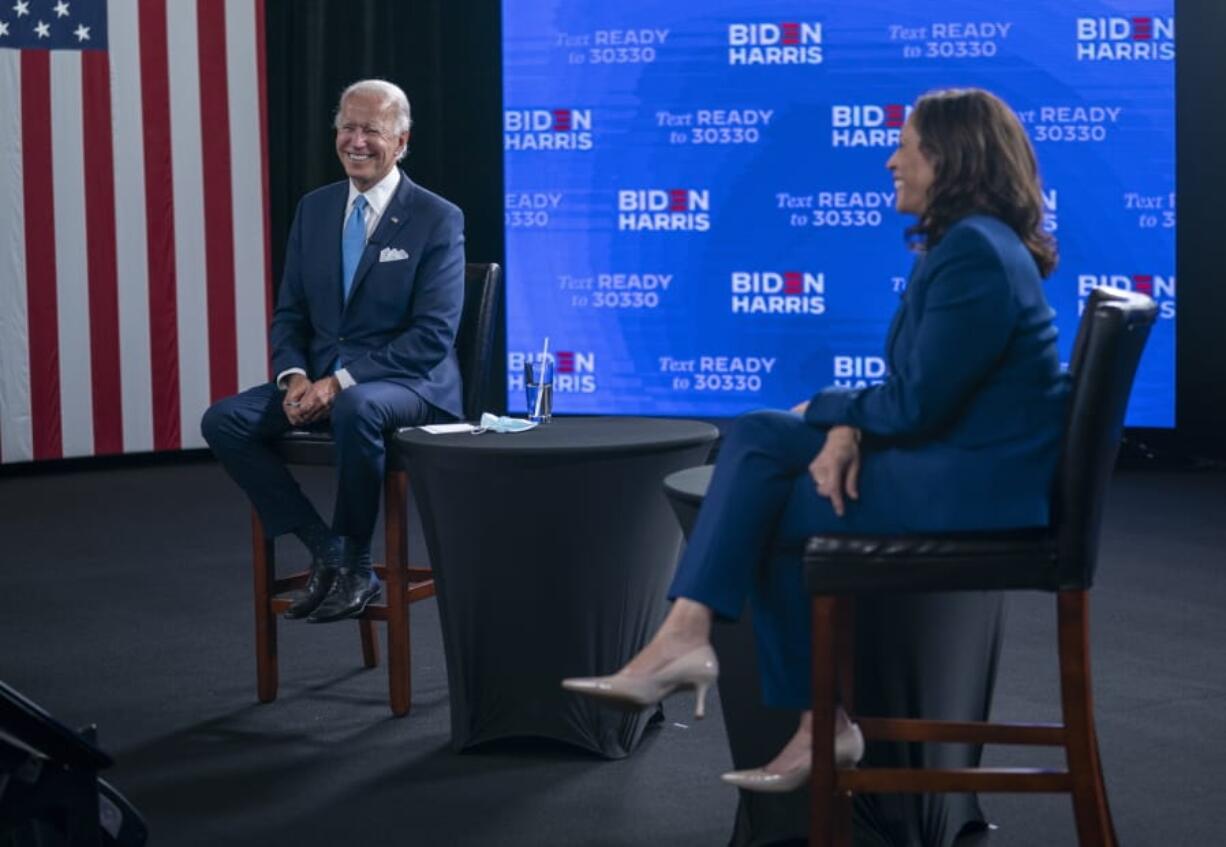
502, 1, 1175, 426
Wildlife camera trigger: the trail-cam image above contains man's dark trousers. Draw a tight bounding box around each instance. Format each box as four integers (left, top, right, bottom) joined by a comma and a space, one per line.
201, 380, 445, 542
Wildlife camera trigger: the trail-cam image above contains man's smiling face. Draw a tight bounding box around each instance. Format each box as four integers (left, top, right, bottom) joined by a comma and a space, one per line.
334, 91, 407, 192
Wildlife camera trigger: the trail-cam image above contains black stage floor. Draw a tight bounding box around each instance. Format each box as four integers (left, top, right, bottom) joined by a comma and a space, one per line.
2, 460, 1223, 846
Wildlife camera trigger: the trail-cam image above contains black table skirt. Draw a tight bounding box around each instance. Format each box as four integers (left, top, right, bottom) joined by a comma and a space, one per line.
394, 417, 718, 758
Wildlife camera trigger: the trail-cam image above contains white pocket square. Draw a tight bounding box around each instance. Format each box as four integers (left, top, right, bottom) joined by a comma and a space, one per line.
379, 247, 410, 263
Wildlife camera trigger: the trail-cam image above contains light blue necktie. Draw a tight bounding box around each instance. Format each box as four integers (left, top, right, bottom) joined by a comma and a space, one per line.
341, 195, 368, 303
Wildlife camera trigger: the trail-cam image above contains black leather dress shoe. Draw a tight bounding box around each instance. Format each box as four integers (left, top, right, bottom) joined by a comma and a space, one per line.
283, 565, 338, 620
307, 569, 382, 623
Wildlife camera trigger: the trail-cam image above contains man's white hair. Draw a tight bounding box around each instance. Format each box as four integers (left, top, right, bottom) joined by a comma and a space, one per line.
334, 79, 412, 161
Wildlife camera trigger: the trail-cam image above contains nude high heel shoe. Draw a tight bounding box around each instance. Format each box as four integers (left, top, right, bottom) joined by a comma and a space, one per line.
561, 644, 719, 719
720, 721, 865, 793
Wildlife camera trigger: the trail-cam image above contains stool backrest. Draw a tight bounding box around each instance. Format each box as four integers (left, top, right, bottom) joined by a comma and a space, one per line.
458, 263, 504, 421
1053, 286, 1158, 589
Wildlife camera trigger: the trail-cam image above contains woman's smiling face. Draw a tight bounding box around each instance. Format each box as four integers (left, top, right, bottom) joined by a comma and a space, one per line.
886, 117, 936, 216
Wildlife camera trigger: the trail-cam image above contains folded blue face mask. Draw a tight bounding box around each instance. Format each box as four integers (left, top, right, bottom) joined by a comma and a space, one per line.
473, 413, 539, 434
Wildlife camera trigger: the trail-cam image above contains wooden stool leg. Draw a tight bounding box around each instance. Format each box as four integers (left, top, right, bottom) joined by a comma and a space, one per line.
811, 594, 842, 847
835, 596, 855, 714
384, 470, 411, 717
1057, 591, 1116, 847
359, 618, 378, 668
251, 510, 278, 703
833, 595, 855, 846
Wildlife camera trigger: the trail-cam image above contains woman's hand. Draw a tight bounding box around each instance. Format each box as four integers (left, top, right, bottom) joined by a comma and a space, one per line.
809, 425, 862, 517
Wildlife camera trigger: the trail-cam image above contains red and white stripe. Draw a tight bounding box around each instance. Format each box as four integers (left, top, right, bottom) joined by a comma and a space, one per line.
0, 0, 270, 463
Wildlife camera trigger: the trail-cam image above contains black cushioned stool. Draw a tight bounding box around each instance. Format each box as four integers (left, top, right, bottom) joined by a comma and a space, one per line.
664, 467, 1002, 847
804, 286, 1157, 847
250, 262, 502, 717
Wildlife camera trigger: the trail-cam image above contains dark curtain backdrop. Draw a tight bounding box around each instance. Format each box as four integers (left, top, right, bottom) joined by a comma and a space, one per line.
265, 0, 505, 411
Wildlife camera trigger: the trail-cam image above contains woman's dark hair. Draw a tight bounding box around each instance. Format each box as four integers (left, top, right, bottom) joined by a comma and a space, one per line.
907, 88, 1058, 278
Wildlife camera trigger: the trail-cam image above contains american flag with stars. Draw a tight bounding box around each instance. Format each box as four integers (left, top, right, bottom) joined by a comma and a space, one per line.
0, 0, 271, 463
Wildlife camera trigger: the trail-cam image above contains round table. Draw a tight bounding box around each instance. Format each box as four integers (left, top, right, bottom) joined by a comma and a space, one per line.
393, 416, 718, 758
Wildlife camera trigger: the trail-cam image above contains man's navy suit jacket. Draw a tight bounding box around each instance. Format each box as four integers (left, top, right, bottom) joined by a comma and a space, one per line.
269, 170, 466, 418
805, 214, 1070, 532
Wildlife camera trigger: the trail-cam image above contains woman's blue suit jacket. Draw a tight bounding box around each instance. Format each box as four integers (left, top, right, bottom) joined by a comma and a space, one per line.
804, 214, 1069, 531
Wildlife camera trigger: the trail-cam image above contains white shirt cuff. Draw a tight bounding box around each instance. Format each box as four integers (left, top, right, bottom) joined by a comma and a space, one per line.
335, 368, 356, 390
276, 368, 307, 389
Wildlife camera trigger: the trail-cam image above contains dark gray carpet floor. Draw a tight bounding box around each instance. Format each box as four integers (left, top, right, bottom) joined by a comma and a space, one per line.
1, 460, 1223, 846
